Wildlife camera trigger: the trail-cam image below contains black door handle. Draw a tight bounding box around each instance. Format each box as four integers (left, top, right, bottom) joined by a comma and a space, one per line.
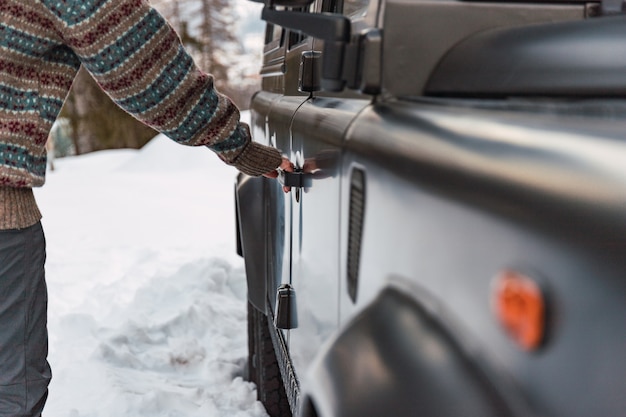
278, 169, 312, 188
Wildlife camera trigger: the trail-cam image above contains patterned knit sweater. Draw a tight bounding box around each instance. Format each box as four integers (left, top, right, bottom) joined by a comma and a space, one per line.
0, 0, 282, 229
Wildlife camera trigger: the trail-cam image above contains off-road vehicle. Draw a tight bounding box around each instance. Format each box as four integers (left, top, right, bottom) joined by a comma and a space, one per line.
235, 0, 626, 415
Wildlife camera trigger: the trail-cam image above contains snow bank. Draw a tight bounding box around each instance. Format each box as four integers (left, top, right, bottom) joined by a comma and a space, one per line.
35, 127, 267, 416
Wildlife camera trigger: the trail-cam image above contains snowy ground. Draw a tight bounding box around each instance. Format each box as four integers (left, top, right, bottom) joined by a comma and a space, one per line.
34, 125, 268, 416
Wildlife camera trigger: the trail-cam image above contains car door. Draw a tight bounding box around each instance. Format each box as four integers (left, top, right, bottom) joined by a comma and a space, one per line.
286, 0, 376, 379
250, 13, 312, 318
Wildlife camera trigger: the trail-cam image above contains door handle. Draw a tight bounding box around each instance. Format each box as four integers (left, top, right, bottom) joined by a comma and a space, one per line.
278, 169, 312, 188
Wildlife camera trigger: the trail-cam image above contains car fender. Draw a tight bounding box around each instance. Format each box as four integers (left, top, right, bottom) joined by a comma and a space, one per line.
236, 174, 269, 314
300, 284, 525, 417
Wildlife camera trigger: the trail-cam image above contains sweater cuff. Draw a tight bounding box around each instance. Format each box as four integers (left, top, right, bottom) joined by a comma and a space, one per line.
0, 187, 42, 230
231, 141, 283, 177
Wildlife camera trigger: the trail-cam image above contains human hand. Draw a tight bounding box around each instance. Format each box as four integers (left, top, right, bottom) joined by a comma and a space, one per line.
263, 157, 294, 193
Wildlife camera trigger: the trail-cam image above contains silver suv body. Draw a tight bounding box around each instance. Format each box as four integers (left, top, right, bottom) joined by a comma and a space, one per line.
235, 1, 626, 416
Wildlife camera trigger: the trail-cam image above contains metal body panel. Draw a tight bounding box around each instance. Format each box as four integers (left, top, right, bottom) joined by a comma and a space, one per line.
336, 99, 626, 417
305, 286, 519, 417
251, 91, 309, 317
382, 0, 584, 97
288, 96, 370, 380
239, 1, 626, 416
345, 100, 626, 240
236, 174, 271, 313
268, 96, 309, 317
426, 15, 626, 97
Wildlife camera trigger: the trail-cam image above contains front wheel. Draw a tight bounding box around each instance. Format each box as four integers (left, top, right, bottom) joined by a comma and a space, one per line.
247, 302, 292, 417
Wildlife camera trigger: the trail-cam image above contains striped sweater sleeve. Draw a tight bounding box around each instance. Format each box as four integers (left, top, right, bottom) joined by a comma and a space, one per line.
40, 0, 281, 176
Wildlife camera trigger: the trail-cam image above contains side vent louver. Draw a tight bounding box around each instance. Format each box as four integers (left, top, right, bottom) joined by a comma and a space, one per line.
347, 168, 366, 303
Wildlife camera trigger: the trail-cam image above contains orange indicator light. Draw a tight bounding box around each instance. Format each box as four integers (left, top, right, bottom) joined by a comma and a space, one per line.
493, 270, 546, 351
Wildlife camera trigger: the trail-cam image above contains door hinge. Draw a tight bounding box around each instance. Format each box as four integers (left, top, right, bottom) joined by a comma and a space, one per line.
299, 50, 322, 93
344, 29, 382, 95
299, 29, 383, 95
261, 7, 381, 94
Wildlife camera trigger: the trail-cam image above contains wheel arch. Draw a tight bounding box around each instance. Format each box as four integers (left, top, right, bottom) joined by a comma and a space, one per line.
299, 283, 526, 417
236, 174, 270, 314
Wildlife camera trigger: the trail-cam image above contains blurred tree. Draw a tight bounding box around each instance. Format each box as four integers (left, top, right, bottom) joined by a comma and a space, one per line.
154, 0, 239, 88
152, 0, 256, 108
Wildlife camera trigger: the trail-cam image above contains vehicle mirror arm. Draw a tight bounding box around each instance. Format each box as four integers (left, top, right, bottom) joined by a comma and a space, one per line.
261, 7, 351, 91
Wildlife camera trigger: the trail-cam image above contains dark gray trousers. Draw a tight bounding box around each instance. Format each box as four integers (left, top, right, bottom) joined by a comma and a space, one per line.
0, 222, 51, 417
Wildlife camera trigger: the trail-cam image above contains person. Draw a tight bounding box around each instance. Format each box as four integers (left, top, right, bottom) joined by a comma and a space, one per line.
0, 0, 291, 415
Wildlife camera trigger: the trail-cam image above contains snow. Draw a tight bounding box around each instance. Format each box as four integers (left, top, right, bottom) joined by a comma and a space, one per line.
34, 114, 269, 417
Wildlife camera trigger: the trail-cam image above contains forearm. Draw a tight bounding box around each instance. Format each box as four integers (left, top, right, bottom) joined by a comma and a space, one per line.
48, 0, 281, 174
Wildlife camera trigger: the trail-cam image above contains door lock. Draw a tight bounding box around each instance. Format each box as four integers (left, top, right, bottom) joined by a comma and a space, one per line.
278, 169, 312, 189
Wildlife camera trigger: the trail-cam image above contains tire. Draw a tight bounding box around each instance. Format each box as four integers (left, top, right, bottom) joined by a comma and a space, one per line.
248, 302, 292, 417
